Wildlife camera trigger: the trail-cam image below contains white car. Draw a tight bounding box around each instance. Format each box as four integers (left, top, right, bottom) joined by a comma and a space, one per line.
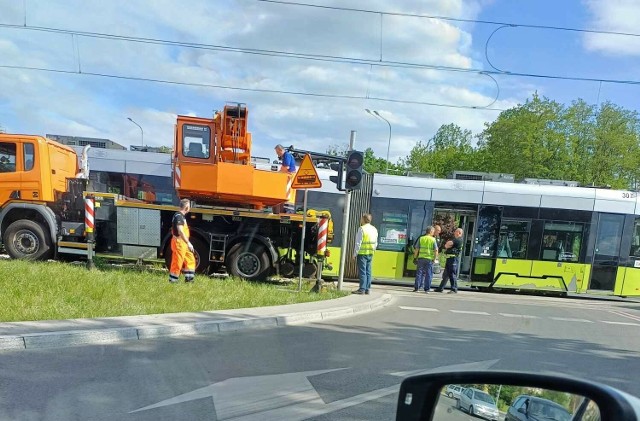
457, 387, 500, 421
445, 384, 464, 400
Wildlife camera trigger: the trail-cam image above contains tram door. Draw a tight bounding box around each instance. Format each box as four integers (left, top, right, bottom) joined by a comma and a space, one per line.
471, 206, 502, 285
589, 213, 624, 292
458, 213, 476, 279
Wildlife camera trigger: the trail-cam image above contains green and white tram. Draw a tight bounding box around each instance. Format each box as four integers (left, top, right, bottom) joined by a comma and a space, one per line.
311, 169, 640, 297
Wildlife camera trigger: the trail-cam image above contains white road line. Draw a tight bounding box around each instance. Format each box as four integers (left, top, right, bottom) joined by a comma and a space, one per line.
601, 321, 640, 327
550, 317, 593, 323
390, 291, 617, 312
499, 313, 539, 319
608, 310, 640, 323
399, 306, 439, 312
449, 310, 490, 315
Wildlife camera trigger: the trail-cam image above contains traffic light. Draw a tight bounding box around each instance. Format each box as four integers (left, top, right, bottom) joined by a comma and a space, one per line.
345, 150, 364, 190
329, 162, 345, 191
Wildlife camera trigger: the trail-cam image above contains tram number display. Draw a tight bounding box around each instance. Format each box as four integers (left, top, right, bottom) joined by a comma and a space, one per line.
622, 192, 638, 199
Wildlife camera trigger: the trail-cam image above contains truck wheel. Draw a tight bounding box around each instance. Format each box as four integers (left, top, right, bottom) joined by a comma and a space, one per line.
277, 256, 296, 278
227, 243, 271, 281
164, 236, 209, 274
3, 220, 52, 260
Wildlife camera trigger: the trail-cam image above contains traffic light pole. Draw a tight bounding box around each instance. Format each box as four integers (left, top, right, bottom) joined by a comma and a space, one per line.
337, 130, 356, 291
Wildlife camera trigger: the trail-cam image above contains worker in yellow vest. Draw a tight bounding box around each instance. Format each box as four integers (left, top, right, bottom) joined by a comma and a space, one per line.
413, 226, 439, 293
352, 213, 378, 295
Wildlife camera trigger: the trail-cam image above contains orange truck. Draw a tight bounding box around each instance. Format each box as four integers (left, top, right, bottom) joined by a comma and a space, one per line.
0, 104, 327, 280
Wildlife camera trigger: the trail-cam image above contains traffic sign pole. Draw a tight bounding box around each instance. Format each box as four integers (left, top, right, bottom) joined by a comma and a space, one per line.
290, 153, 321, 291
298, 188, 309, 291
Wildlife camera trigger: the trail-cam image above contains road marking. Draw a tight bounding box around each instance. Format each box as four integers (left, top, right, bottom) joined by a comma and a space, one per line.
550, 317, 593, 323
399, 306, 439, 312
132, 361, 500, 420
499, 313, 539, 319
608, 309, 640, 323
601, 321, 640, 327
449, 310, 490, 315
385, 287, 638, 313
389, 360, 500, 377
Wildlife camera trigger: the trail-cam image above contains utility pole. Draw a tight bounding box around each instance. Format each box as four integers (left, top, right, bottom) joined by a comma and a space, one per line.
337, 130, 355, 291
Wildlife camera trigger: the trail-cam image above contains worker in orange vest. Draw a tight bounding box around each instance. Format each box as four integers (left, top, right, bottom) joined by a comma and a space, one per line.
169, 198, 196, 283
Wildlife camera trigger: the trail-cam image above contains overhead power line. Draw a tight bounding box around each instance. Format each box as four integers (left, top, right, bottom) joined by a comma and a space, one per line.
0, 22, 502, 109
0, 64, 507, 111
256, 0, 640, 39
0, 23, 486, 74
3, 15, 638, 89
257, 0, 640, 87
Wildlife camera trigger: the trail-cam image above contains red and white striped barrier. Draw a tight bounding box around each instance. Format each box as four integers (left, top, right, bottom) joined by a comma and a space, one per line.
85, 196, 95, 235
317, 217, 328, 255
174, 166, 181, 189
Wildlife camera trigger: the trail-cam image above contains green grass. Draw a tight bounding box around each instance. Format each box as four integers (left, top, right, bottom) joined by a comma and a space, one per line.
0, 259, 348, 322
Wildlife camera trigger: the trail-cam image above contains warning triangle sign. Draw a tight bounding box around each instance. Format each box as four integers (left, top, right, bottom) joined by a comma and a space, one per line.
291, 153, 322, 189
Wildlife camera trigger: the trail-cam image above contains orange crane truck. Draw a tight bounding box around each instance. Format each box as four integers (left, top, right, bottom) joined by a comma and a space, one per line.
0, 103, 328, 280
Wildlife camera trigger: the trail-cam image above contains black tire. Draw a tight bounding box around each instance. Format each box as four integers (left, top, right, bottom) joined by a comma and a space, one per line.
469, 405, 474, 416
447, 392, 453, 398
2, 220, 52, 260
164, 236, 209, 274
456, 400, 460, 410
227, 242, 271, 281
277, 257, 296, 278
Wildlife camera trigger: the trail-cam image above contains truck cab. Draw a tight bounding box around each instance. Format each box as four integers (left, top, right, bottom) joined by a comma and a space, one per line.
0, 134, 78, 259
0, 134, 77, 206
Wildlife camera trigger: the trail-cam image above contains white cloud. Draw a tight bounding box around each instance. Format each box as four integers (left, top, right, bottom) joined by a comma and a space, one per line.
583, 0, 640, 56
0, 0, 525, 163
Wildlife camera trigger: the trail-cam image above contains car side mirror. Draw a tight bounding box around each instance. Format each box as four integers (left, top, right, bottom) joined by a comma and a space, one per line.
396, 371, 640, 420
518, 406, 527, 414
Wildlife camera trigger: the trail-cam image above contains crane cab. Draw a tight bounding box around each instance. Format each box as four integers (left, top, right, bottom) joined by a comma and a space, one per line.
173, 104, 295, 210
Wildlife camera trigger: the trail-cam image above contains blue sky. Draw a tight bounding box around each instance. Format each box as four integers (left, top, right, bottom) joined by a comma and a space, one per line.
1, 0, 639, 161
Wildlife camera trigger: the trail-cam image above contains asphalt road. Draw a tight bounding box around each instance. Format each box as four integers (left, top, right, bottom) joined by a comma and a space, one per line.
2, 286, 640, 421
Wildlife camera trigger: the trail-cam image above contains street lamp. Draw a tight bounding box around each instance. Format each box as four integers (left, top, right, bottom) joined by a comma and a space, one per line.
365, 109, 392, 174
127, 117, 144, 146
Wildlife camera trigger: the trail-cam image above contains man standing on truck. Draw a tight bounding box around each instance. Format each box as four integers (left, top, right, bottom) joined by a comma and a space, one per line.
275, 144, 296, 174
275, 144, 296, 213
352, 213, 378, 295
169, 198, 196, 283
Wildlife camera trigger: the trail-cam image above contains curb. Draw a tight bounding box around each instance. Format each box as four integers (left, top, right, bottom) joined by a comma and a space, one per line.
0, 294, 394, 350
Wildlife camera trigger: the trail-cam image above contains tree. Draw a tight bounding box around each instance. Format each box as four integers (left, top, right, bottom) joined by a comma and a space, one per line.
563, 99, 596, 184
478, 93, 568, 180
476, 93, 640, 189
404, 123, 478, 177
363, 147, 404, 174
590, 101, 640, 189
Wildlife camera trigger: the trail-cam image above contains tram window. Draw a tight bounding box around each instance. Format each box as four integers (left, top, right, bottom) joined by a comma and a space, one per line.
182, 124, 211, 159
541, 222, 583, 262
629, 218, 640, 257
498, 220, 530, 259
379, 212, 408, 251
